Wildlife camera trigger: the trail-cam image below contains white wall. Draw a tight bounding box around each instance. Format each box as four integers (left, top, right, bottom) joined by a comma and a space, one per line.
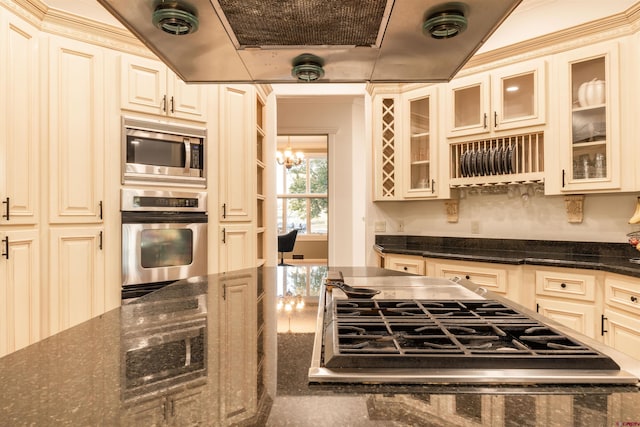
274, 86, 640, 268
275, 86, 368, 266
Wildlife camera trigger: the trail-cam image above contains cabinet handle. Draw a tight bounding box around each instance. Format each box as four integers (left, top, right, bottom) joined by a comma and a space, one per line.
601, 314, 608, 336
162, 95, 167, 112
99, 201, 103, 220
431, 179, 435, 194
170, 398, 175, 417
494, 111, 498, 128
162, 400, 168, 421
1, 236, 8, 260
631, 296, 638, 303
562, 169, 566, 188
536, 303, 539, 313
560, 283, 567, 289
222, 203, 227, 219
99, 231, 103, 251
2, 197, 9, 221
483, 113, 488, 129
222, 227, 226, 244
170, 96, 175, 113
223, 283, 227, 300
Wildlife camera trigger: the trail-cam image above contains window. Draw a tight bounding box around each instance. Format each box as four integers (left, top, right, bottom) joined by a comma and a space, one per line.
277, 153, 328, 236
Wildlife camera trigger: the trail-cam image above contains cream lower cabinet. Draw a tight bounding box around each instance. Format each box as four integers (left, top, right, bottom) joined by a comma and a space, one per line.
384, 253, 425, 275
431, 259, 524, 306
120, 387, 205, 427
219, 224, 255, 273
48, 227, 105, 335
603, 273, 640, 360
0, 229, 40, 357
218, 272, 257, 425
532, 267, 602, 340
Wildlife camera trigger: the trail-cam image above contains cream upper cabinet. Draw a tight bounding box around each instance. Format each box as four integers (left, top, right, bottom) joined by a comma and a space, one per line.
120, 55, 207, 122
0, 12, 39, 226
402, 86, 440, 198
47, 35, 104, 224
552, 40, 626, 193
446, 59, 546, 138
0, 229, 40, 358
219, 85, 255, 222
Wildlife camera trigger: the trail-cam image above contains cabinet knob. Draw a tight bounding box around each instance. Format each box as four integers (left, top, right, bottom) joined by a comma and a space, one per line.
403, 266, 408, 271
631, 296, 638, 303
465, 275, 470, 280
560, 283, 567, 288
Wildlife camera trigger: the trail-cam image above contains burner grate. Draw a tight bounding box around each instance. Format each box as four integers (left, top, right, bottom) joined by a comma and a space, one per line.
323, 299, 622, 370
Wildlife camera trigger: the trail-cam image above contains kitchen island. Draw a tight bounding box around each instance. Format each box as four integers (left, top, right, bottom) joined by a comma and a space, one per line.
1, 267, 639, 426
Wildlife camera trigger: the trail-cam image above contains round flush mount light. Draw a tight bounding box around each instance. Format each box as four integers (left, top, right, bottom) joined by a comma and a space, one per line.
423, 10, 468, 39
152, 1, 199, 36
291, 54, 325, 82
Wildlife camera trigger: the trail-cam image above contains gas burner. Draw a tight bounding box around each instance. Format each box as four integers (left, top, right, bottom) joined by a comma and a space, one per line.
323, 299, 623, 371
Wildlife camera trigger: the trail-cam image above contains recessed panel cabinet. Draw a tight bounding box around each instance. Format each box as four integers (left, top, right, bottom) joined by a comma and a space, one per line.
446, 59, 546, 138
47, 35, 105, 224
0, 229, 40, 357
552, 40, 626, 193
48, 227, 105, 335
120, 55, 207, 122
0, 12, 39, 226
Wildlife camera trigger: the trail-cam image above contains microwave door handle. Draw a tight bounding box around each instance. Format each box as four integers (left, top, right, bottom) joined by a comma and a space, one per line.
184, 139, 191, 171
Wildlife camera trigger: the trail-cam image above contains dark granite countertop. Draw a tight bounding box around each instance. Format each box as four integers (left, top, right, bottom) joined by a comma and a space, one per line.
1, 267, 639, 426
375, 235, 640, 278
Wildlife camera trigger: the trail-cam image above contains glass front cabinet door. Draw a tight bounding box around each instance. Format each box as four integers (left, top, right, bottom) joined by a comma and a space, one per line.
403, 86, 438, 198
557, 41, 621, 192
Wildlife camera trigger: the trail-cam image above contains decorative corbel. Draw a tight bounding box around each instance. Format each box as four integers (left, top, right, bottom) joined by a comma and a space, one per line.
564, 195, 585, 223
445, 200, 459, 223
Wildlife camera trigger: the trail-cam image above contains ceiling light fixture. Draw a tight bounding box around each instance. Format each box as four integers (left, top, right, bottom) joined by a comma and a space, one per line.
291, 53, 325, 82
152, 1, 199, 36
276, 137, 304, 169
423, 9, 468, 39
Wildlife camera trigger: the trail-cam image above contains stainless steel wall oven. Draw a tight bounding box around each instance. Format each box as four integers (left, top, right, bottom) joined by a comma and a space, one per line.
121, 189, 208, 299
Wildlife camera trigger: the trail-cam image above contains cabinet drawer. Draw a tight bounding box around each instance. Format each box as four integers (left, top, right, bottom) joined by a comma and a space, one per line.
605, 275, 640, 316
384, 254, 425, 275
535, 270, 596, 301
434, 262, 507, 294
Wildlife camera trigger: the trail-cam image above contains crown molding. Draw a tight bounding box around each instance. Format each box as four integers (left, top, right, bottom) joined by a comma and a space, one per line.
459, 2, 640, 76
4, 0, 640, 79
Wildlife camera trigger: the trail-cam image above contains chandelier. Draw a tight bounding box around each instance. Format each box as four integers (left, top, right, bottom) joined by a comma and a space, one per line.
276, 291, 305, 313
277, 137, 304, 169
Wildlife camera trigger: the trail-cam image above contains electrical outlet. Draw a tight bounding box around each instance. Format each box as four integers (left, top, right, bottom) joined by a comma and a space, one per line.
398, 220, 405, 232
471, 220, 480, 234
374, 221, 386, 232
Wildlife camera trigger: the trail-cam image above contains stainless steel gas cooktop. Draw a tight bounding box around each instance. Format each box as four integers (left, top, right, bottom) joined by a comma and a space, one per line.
309, 274, 640, 385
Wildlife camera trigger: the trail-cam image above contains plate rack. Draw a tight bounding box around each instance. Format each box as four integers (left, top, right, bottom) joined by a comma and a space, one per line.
450, 132, 545, 187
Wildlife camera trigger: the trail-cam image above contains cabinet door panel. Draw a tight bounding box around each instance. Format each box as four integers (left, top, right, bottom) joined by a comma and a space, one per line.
120, 55, 167, 115
49, 227, 105, 335
170, 75, 207, 121
536, 297, 597, 339
219, 85, 254, 221
219, 224, 254, 273
48, 36, 104, 223
0, 14, 39, 225
603, 308, 640, 360
0, 230, 40, 357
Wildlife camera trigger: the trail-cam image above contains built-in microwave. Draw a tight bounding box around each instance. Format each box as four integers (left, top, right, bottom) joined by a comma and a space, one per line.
122, 116, 206, 186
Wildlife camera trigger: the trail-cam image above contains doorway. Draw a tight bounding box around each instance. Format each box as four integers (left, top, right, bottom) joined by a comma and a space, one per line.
276, 134, 329, 264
